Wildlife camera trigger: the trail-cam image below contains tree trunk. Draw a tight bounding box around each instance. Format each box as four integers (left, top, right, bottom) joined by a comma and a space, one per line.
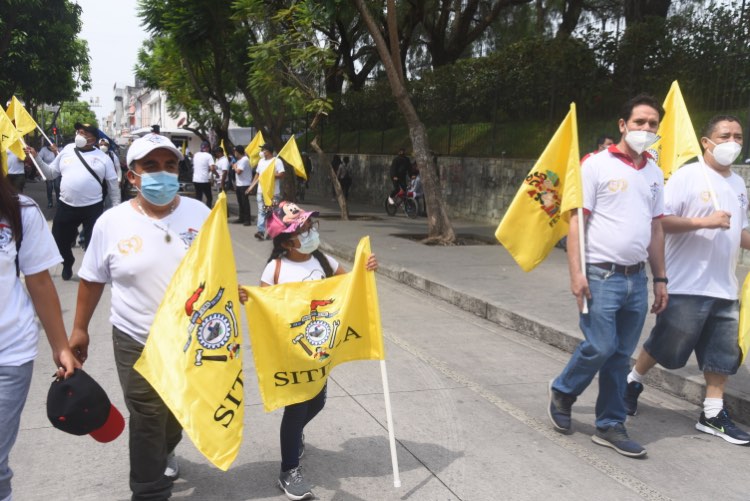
309, 112, 349, 220
353, 0, 455, 244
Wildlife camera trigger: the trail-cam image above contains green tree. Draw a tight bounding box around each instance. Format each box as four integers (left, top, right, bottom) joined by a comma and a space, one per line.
0, 0, 91, 110
56, 100, 97, 141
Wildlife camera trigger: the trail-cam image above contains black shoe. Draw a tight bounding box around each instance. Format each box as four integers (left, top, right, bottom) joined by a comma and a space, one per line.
61, 265, 73, 281
548, 380, 576, 433
696, 409, 750, 445
624, 381, 644, 416
232, 219, 243, 224
592, 423, 646, 458
243, 222, 252, 226
254, 232, 265, 241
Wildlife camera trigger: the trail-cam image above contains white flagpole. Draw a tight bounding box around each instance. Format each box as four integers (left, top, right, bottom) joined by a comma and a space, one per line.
19, 137, 47, 181
577, 207, 588, 314
379, 359, 401, 488
37, 124, 54, 147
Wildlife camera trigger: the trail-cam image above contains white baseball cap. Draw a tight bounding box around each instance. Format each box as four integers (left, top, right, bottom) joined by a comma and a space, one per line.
126, 134, 183, 166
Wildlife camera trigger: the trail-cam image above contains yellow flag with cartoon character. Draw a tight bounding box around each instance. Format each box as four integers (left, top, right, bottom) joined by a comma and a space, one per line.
242, 236, 384, 412
134, 193, 243, 470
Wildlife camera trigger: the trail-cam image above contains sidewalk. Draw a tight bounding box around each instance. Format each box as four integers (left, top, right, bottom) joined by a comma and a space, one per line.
294, 192, 750, 424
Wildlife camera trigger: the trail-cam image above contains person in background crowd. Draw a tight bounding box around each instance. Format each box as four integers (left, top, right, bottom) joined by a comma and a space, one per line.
38, 139, 60, 208
192, 141, 216, 207
28, 122, 120, 280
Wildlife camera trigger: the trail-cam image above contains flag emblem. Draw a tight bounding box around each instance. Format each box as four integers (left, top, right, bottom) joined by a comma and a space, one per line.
525, 170, 561, 223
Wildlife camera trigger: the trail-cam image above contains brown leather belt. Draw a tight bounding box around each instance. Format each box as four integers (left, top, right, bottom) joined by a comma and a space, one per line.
590, 262, 645, 275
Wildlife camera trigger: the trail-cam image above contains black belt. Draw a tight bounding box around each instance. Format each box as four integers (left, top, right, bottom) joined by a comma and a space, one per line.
590, 262, 645, 275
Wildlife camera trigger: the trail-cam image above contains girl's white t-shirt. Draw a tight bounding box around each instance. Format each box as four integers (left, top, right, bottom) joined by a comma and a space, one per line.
78, 197, 210, 345
261, 254, 339, 285
0, 196, 62, 366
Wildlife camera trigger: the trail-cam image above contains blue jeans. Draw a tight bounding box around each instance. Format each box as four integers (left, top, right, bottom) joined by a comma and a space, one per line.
553, 265, 648, 429
0, 362, 33, 500
256, 192, 267, 233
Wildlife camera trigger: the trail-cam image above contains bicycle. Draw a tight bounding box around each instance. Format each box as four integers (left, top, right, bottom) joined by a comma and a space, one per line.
385, 188, 418, 219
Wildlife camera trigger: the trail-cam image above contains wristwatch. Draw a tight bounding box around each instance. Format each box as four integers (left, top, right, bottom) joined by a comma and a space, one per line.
653, 277, 668, 284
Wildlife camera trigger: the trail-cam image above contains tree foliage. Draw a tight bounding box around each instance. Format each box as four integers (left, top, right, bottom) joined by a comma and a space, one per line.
0, 0, 90, 107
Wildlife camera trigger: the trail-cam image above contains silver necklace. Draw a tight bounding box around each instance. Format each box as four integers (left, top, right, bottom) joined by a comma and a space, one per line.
136, 199, 177, 243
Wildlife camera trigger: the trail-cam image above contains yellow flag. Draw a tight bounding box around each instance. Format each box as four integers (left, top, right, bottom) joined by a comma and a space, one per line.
220, 139, 228, 158
8, 96, 37, 136
651, 81, 702, 181
259, 156, 277, 206
243, 236, 384, 412
245, 130, 265, 167
134, 193, 244, 471
278, 136, 307, 180
495, 103, 582, 272
738, 273, 750, 364
181, 141, 187, 157
0, 107, 25, 161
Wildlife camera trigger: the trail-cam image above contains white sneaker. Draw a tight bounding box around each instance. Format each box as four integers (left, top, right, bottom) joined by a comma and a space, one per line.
165, 451, 180, 479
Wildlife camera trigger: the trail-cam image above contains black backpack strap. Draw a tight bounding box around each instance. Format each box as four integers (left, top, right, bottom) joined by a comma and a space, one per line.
74, 148, 105, 193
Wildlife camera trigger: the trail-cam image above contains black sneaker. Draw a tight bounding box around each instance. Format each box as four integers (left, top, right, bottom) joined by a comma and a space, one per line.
624, 381, 644, 416
548, 380, 576, 433
696, 409, 750, 445
591, 423, 647, 458
278, 466, 313, 500
61, 265, 73, 281
254, 231, 265, 241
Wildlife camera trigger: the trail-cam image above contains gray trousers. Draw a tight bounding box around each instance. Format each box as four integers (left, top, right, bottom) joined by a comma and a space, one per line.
113, 327, 182, 501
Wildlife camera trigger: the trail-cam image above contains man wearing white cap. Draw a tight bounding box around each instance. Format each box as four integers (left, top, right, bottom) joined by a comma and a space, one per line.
68, 133, 210, 501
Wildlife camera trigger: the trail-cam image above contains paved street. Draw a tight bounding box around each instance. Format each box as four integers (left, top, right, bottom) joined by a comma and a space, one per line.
10, 181, 750, 500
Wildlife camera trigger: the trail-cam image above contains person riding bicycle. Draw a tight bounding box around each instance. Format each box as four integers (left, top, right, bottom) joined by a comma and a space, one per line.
388, 149, 410, 204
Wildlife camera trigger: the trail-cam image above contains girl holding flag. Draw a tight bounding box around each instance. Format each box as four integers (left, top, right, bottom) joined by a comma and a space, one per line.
239, 200, 377, 501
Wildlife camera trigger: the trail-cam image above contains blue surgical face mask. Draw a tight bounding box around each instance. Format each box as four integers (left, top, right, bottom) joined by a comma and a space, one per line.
296, 228, 320, 254
133, 171, 180, 206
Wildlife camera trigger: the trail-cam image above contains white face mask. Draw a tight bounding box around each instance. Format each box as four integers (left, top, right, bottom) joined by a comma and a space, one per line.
624, 127, 659, 155
708, 140, 742, 166
296, 228, 320, 254
100, 145, 109, 153
74, 134, 89, 149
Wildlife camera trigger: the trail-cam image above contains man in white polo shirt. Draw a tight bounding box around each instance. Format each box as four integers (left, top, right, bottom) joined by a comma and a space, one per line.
30, 122, 120, 280
625, 115, 750, 445
548, 95, 668, 458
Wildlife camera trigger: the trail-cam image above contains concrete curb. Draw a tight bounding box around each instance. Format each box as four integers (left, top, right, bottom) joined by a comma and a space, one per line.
321, 241, 750, 424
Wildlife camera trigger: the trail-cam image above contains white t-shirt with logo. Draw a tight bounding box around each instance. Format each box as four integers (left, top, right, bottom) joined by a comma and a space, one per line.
261, 254, 339, 285
234, 156, 253, 186
256, 156, 285, 196
40, 144, 118, 206
0, 196, 62, 366
78, 197, 210, 345
192, 152, 215, 183
664, 162, 748, 299
583, 149, 664, 266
